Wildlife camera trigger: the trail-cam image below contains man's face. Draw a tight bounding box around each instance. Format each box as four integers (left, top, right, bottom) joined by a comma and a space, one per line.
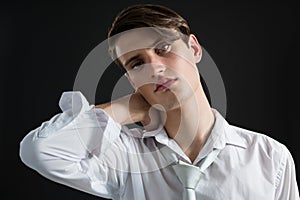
114, 28, 202, 111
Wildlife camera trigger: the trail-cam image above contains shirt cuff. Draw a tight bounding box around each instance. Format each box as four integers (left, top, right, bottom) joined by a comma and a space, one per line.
37, 91, 92, 138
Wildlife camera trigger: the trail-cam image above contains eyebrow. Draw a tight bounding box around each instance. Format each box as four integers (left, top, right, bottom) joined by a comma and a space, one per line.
123, 38, 162, 67
124, 54, 141, 67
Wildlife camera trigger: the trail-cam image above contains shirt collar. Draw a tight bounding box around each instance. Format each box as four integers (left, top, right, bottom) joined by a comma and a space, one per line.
139, 108, 248, 163
213, 109, 248, 149
210, 108, 248, 149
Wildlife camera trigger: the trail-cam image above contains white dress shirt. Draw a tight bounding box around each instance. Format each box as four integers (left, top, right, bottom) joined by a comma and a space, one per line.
19, 91, 299, 200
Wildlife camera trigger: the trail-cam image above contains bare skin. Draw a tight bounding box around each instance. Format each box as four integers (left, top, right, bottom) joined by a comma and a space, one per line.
93, 92, 150, 126
95, 29, 215, 163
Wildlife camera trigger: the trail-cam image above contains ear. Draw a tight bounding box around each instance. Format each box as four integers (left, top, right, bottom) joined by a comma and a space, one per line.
125, 73, 137, 91
188, 34, 202, 63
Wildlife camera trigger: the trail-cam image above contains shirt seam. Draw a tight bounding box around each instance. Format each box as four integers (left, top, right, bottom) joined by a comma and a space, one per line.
274, 143, 287, 190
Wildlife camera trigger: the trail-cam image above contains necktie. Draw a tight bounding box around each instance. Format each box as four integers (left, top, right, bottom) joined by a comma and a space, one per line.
172, 149, 220, 200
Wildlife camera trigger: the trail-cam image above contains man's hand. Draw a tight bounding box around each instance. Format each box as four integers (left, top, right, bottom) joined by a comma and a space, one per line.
141, 104, 165, 131
93, 92, 155, 126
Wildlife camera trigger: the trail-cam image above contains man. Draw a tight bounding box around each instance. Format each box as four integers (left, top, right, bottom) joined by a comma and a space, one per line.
19, 4, 299, 200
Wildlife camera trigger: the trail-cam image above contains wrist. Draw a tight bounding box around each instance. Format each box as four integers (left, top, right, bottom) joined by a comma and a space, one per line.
129, 92, 150, 122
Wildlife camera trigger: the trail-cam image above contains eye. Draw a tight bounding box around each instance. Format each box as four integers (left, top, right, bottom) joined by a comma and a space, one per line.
131, 61, 144, 70
155, 42, 171, 56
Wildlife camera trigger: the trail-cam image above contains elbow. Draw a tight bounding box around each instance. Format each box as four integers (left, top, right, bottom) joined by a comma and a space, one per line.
19, 130, 48, 172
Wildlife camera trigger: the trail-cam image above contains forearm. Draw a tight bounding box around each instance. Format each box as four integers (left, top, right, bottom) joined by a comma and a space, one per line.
93, 93, 150, 125
20, 91, 148, 169
19, 117, 122, 198
19, 91, 120, 170
19, 91, 127, 198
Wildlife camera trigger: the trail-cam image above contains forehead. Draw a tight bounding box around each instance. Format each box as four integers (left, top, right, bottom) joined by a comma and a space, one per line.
114, 28, 159, 58
113, 27, 179, 59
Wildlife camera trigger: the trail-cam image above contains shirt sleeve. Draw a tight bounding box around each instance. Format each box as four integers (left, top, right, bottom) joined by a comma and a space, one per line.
19, 91, 128, 199
275, 144, 300, 200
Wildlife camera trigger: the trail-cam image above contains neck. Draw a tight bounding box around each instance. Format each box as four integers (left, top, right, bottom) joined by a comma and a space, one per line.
162, 86, 215, 162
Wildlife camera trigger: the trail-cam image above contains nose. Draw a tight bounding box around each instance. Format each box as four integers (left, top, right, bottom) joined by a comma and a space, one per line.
147, 54, 166, 78
127, 52, 167, 89
150, 63, 166, 78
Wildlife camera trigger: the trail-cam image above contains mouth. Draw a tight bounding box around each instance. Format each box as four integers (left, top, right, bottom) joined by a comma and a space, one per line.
154, 78, 178, 92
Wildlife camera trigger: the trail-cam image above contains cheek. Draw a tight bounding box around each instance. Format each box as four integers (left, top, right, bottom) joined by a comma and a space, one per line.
172, 60, 200, 93
128, 68, 156, 88
171, 44, 195, 65
186, 65, 200, 82
173, 57, 199, 80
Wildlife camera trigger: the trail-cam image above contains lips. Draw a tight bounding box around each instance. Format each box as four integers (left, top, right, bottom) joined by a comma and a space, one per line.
154, 78, 178, 92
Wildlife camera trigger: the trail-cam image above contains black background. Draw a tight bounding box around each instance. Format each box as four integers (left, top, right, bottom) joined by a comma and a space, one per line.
1, 1, 298, 199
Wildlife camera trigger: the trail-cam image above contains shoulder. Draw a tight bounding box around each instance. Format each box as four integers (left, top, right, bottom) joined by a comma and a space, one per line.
229, 124, 291, 168
231, 124, 286, 153
236, 124, 276, 142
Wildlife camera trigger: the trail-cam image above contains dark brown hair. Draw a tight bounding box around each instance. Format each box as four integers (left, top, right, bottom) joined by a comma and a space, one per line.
107, 4, 191, 68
